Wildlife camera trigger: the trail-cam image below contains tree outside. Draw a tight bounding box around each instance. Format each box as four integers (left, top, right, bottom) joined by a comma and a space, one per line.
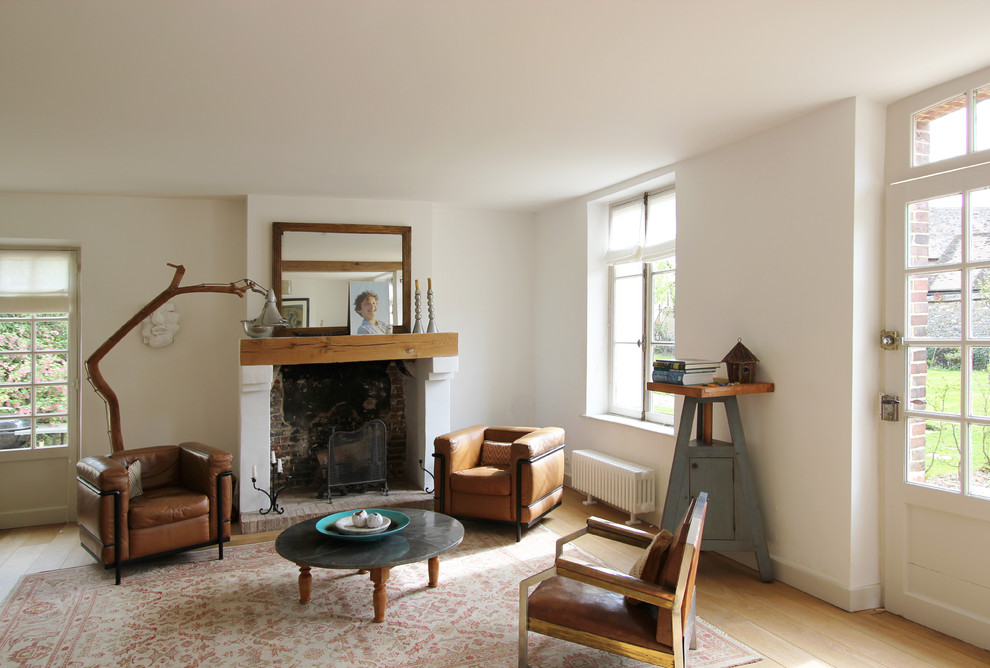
0, 313, 69, 449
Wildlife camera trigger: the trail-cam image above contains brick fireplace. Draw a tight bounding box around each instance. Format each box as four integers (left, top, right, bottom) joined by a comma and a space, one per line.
238, 333, 458, 530
271, 361, 406, 494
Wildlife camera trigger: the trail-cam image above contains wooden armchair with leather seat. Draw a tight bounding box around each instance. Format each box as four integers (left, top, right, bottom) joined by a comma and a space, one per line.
76, 442, 233, 584
433, 425, 565, 541
519, 492, 709, 668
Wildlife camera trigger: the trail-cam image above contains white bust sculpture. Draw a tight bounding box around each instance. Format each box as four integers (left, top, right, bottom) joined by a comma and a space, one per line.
141, 301, 181, 348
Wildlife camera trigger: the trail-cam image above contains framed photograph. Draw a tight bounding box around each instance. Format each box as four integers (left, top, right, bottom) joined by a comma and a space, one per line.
349, 282, 390, 335
282, 298, 310, 328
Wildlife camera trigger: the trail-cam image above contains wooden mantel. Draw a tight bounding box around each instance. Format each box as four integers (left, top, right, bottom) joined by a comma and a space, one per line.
239, 332, 458, 366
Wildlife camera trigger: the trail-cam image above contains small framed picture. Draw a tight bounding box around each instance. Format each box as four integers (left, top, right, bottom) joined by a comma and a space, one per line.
349, 282, 390, 335
282, 298, 310, 328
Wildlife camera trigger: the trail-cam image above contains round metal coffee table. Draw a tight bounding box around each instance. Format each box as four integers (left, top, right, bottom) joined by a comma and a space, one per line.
274, 508, 464, 623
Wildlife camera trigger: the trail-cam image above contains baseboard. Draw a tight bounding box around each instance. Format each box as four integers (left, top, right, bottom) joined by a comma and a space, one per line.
0, 506, 68, 530
720, 551, 882, 612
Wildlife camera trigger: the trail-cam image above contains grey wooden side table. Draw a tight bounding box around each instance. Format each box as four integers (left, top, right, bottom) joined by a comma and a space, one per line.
649, 380, 775, 582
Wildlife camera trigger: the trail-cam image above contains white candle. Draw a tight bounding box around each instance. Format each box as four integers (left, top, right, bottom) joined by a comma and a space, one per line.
270, 450, 276, 465
277, 459, 283, 474
251, 465, 257, 479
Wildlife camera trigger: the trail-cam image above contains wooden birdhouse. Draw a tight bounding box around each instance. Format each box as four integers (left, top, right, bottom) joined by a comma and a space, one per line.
722, 339, 759, 383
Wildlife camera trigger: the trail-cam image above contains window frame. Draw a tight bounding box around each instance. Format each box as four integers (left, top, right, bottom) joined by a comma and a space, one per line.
606, 187, 676, 426
888, 67, 990, 500
0, 248, 79, 460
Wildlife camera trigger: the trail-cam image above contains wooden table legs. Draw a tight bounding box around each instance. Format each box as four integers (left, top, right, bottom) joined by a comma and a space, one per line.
428, 555, 439, 587
369, 567, 390, 623
295, 559, 442, 623
297, 564, 312, 603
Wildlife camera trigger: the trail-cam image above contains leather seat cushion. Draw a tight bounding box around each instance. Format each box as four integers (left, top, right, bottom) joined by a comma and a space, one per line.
450, 466, 511, 496
528, 575, 673, 650
129, 515, 210, 560
128, 486, 209, 530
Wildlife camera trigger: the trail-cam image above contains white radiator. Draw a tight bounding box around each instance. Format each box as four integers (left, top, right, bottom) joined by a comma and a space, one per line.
571, 449, 656, 525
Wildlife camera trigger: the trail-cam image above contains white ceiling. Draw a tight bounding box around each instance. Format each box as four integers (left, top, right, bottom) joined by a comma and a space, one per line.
3, 0, 990, 212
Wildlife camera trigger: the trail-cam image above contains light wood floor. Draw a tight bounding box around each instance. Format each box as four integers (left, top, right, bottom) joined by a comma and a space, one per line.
2, 487, 988, 667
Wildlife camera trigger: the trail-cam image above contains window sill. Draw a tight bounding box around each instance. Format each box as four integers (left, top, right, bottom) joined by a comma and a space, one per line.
583, 413, 674, 436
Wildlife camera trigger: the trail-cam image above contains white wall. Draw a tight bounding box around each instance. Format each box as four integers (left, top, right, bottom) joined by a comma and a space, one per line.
677, 97, 882, 609
0, 192, 246, 463
432, 206, 537, 426
534, 97, 884, 611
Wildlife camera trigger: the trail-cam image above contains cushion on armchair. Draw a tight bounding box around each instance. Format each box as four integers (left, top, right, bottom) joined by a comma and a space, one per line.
480, 440, 512, 467
630, 528, 674, 582
626, 528, 674, 605
126, 460, 143, 499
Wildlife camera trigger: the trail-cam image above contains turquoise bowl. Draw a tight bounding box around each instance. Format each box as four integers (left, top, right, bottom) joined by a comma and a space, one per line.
315, 509, 411, 541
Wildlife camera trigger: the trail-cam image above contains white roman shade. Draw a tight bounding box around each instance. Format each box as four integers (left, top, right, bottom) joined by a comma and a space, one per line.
605, 189, 676, 264
604, 198, 645, 264
641, 189, 676, 261
0, 250, 73, 313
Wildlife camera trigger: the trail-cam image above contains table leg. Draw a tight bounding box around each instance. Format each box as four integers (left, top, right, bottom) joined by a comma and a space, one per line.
297, 564, 312, 604
369, 567, 391, 623
428, 555, 440, 587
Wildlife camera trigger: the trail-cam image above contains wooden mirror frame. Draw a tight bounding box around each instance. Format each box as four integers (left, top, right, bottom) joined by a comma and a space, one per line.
272, 222, 412, 336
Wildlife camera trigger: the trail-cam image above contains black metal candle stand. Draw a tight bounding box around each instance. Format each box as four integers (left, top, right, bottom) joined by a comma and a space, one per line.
418, 458, 434, 494
252, 463, 290, 515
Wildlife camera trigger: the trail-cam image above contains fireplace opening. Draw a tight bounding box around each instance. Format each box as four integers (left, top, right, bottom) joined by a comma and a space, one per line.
271, 361, 406, 497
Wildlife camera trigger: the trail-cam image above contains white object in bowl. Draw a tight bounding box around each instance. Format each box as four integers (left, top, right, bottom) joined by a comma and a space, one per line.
334, 515, 392, 535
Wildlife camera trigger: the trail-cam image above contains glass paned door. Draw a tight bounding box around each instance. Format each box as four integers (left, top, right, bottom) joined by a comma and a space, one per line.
886, 177, 990, 645
903, 190, 990, 496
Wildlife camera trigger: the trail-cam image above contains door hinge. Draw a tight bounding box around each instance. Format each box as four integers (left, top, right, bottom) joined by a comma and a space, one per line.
880, 330, 902, 350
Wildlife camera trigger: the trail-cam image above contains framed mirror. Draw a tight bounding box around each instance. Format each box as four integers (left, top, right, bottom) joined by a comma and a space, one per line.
273, 222, 412, 336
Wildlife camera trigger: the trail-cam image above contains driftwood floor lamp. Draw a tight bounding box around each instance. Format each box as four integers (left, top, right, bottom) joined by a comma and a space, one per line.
85, 263, 272, 454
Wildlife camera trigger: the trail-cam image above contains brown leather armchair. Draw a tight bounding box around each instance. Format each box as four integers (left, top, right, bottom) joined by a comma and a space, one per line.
433, 425, 565, 541
76, 442, 233, 584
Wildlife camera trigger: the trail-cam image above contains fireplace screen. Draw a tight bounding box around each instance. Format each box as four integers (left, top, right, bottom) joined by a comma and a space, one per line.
327, 419, 389, 498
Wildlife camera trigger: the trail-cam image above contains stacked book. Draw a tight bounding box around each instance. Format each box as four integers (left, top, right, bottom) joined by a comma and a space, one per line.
652, 358, 722, 385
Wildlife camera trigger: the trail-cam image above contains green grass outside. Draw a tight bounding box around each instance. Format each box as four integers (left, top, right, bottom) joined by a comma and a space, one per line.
921, 367, 990, 484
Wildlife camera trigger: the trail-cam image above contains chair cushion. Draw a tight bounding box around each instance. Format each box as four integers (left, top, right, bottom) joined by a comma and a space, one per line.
626, 528, 673, 605
128, 486, 209, 530
480, 440, 512, 467
126, 460, 143, 499
450, 467, 511, 496
528, 575, 673, 650
630, 529, 674, 582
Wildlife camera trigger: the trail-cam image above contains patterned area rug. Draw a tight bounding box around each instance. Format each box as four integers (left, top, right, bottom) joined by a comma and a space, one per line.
1, 522, 763, 667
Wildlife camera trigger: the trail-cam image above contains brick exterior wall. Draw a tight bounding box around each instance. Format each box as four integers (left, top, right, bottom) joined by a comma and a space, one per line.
907, 200, 930, 483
